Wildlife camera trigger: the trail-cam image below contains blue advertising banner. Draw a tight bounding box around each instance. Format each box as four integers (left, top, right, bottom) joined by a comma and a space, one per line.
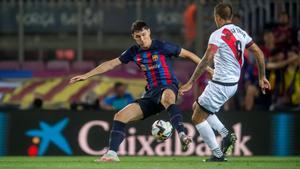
0, 112, 9, 156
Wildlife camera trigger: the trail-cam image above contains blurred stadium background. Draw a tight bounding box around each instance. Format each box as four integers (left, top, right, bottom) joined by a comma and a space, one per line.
0, 0, 299, 159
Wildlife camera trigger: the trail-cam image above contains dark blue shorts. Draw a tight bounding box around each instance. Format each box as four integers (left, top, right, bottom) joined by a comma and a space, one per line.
135, 84, 178, 119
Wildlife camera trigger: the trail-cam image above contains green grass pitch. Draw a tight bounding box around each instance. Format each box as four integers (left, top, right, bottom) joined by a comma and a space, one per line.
0, 156, 299, 169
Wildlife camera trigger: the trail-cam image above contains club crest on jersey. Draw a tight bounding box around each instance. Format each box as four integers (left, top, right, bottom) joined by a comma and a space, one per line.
152, 55, 158, 61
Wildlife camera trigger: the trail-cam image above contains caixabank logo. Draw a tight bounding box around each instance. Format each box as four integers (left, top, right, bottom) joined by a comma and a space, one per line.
77, 121, 253, 156
25, 119, 253, 156
25, 118, 72, 156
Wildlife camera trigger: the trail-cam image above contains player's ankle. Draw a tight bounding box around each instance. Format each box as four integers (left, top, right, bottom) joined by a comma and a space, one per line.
107, 150, 118, 156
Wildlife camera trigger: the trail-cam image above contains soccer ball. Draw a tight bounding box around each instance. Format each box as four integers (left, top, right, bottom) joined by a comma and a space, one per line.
151, 120, 173, 141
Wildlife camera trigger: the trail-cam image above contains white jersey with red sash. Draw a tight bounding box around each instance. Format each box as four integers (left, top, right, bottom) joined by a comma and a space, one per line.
197, 24, 253, 113
208, 23, 253, 83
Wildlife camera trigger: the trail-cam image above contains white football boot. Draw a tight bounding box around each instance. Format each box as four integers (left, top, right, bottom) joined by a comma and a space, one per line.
95, 150, 120, 162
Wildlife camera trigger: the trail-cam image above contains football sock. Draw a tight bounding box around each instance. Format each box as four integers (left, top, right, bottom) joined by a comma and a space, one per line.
195, 120, 223, 158
207, 114, 229, 138
212, 147, 224, 158
167, 104, 186, 134
109, 120, 126, 152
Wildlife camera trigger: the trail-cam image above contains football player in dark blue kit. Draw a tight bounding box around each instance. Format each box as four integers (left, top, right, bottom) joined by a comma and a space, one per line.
70, 20, 213, 162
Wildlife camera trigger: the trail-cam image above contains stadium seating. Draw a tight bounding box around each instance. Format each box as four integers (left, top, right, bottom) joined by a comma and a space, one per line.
68, 80, 100, 102
10, 80, 45, 101
71, 61, 95, 72
0, 61, 19, 70
22, 61, 45, 71
46, 60, 70, 71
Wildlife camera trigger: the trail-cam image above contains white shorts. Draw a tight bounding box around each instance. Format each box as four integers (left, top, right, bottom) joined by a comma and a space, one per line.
197, 81, 238, 113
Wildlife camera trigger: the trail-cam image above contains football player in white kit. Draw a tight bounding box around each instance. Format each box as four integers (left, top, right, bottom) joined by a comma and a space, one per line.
179, 3, 271, 162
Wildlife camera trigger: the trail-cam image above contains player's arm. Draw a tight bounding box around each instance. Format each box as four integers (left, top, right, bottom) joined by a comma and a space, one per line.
179, 44, 218, 95
178, 48, 214, 75
247, 43, 271, 93
70, 58, 121, 84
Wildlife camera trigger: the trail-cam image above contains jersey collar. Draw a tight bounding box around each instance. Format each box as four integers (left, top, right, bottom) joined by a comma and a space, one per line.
220, 23, 233, 29
137, 39, 157, 52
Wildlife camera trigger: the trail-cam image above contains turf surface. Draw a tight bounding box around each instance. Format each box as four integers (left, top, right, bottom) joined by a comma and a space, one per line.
0, 156, 299, 169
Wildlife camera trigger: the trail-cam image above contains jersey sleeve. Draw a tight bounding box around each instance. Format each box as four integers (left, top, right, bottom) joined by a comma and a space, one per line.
208, 31, 221, 47
245, 32, 254, 48
118, 46, 135, 64
163, 41, 182, 57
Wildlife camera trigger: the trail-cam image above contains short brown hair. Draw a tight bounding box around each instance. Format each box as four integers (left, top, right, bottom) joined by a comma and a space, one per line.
214, 3, 233, 20
131, 20, 150, 34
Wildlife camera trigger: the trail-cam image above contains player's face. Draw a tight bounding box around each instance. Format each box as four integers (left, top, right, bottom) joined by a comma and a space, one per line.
132, 28, 152, 49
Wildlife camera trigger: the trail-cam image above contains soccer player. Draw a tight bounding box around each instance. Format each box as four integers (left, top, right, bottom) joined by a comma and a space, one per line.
179, 3, 271, 162
70, 20, 213, 162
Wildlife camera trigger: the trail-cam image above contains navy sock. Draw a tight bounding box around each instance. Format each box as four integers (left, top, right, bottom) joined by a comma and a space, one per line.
167, 104, 186, 134
109, 120, 126, 152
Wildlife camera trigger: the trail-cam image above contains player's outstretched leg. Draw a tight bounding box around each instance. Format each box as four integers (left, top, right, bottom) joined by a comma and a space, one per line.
192, 102, 226, 162
161, 89, 192, 150
96, 103, 143, 162
99, 120, 124, 162
167, 104, 192, 150
206, 114, 237, 155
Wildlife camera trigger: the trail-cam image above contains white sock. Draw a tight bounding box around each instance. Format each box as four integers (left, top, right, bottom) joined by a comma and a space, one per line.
195, 120, 223, 157
207, 114, 228, 138
212, 147, 223, 158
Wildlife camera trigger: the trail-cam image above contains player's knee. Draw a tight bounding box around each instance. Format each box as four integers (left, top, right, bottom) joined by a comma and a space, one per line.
191, 107, 207, 124
113, 113, 121, 120
161, 90, 175, 108
191, 113, 205, 124
114, 112, 127, 123
192, 102, 197, 111
191, 113, 200, 124
161, 98, 174, 108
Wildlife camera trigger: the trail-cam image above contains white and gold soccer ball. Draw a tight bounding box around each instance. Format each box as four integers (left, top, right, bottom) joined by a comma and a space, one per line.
151, 120, 173, 141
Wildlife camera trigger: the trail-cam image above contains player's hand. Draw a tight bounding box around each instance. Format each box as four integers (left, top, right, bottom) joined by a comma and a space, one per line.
179, 81, 193, 96
259, 77, 271, 94
69, 75, 88, 84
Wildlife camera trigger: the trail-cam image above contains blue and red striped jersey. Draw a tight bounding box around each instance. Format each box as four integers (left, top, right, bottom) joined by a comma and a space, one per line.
119, 40, 181, 89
